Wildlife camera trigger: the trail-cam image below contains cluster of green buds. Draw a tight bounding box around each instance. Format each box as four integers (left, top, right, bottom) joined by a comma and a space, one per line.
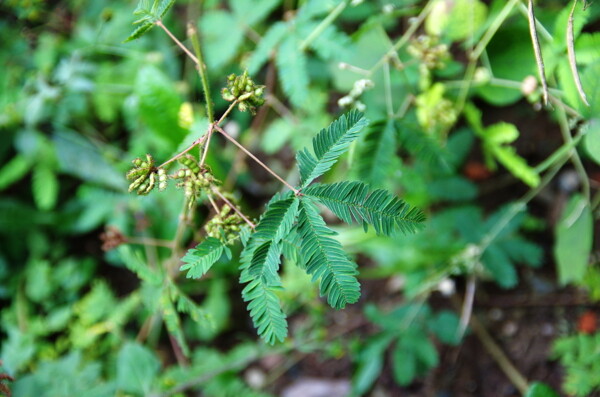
221, 70, 265, 114
127, 154, 167, 195
407, 35, 449, 70
174, 155, 217, 200
205, 203, 243, 244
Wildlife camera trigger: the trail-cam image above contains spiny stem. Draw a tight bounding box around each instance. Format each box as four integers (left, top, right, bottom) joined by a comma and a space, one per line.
200, 125, 213, 166
187, 23, 216, 123
216, 100, 239, 126
213, 125, 300, 195
299, 0, 349, 51
211, 187, 256, 229
156, 20, 199, 65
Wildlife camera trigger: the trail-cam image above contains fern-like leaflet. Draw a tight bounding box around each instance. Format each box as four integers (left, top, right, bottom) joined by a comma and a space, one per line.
125, 0, 176, 42
297, 109, 368, 188
296, 198, 360, 308
180, 237, 225, 279
303, 181, 425, 236
239, 197, 300, 344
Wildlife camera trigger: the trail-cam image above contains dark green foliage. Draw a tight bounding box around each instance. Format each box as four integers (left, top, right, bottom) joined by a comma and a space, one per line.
303, 181, 425, 236
180, 237, 225, 279
297, 110, 368, 187
356, 119, 396, 187
124, 0, 175, 42
297, 197, 360, 308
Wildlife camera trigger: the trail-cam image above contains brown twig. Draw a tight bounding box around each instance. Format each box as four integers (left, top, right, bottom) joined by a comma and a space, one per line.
210, 187, 256, 229
213, 124, 300, 195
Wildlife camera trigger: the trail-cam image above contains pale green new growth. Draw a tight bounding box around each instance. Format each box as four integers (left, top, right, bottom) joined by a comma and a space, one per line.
180, 237, 225, 279
125, 0, 175, 42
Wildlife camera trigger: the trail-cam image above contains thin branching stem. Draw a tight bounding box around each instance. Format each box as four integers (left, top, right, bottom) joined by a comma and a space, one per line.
206, 194, 221, 214
567, 0, 590, 106
527, 0, 549, 105
210, 187, 256, 229
299, 0, 349, 51
200, 125, 213, 166
370, 0, 436, 73
188, 23, 215, 123
159, 134, 209, 168
216, 100, 239, 126
213, 125, 300, 195
156, 20, 199, 65
472, 0, 519, 60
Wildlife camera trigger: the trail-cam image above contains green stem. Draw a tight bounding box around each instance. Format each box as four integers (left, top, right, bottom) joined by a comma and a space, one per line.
383, 59, 394, 117
187, 23, 215, 123
299, 0, 349, 52
471, 0, 519, 60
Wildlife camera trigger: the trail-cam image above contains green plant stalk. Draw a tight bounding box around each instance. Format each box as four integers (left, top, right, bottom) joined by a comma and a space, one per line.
383, 59, 394, 117
370, 0, 436, 73
299, 0, 349, 52
471, 0, 519, 60
567, 0, 590, 107
534, 131, 584, 174
527, 0, 549, 105
516, 1, 553, 42
188, 23, 215, 123
555, 95, 590, 201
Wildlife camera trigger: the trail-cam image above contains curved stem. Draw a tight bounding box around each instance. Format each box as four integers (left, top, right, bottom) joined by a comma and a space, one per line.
299, 0, 349, 51
188, 23, 215, 123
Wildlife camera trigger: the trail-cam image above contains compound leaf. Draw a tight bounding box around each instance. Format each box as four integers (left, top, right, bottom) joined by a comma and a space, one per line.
296, 197, 360, 309
297, 110, 368, 187
180, 237, 225, 279
304, 181, 425, 236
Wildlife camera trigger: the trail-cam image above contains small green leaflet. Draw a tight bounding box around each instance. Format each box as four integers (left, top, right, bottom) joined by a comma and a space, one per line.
180, 237, 225, 279
124, 0, 175, 42
297, 110, 368, 188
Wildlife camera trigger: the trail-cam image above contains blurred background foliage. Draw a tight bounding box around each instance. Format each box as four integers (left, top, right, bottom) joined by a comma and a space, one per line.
0, 0, 599, 396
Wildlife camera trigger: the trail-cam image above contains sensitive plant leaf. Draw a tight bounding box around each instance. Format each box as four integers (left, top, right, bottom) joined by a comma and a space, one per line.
160, 291, 191, 356
156, 0, 175, 18
116, 342, 160, 395
118, 246, 162, 285
297, 110, 368, 187
428, 310, 462, 345
241, 278, 288, 344
0, 154, 31, 191
352, 333, 393, 395
247, 22, 288, 74
304, 23, 353, 61
392, 345, 417, 386
124, 22, 154, 43
485, 122, 519, 144
356, 119, 396, 187
303, 181, 425, 236
276, 35, 309, 108
32, 165, 58, 211
296, 198, 360, 309
239, 198, 299, 344
180, 237, 225, 279
554, 194, 593, 285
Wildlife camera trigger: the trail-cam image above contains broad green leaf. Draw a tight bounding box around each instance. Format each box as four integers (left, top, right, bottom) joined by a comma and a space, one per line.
180, 237, 225, 279
261, 117, 295, 154
352, 333, 393, 395
297, 110, 368, 187
32, 165, 58, 211
583, 119, 600, 165
135, 65, 187, 146
428, 310, 462, 345
526, 382, 561, 397
482, 245, 518, 288
276, 35, 309, 108
554, 194, 593, 285
116, 342, 160, 395
297, 198, 360, 309
574, 33, 600, 65
392, 345, 417, 386
304, 181, 425, 236
579, 62, 600, 117
485, 122, 518, 144
0, 154, 30, 191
